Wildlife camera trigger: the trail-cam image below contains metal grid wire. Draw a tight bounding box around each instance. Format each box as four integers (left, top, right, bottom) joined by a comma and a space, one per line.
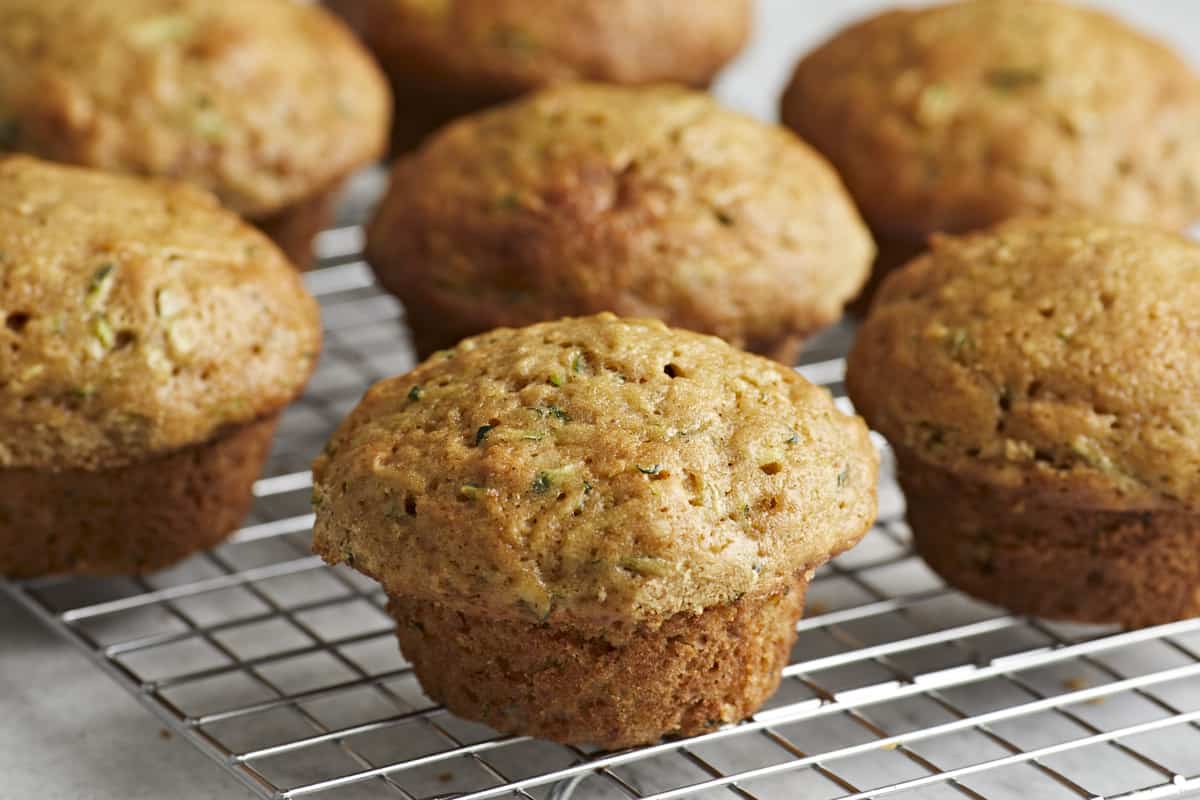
6, 184, 1200, 800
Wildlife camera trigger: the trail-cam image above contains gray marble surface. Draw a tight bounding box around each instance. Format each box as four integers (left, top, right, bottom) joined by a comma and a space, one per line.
3, 2, 1200, 799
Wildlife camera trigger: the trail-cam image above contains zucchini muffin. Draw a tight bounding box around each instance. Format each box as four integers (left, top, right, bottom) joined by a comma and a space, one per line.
781, 0, 1200, 309
367, 83, 875, 364
313, 314, 878, 747
848, 217, 1200, 627
327, 0, 752, 151
0, 157, 321, 577
0, 0, 391, 269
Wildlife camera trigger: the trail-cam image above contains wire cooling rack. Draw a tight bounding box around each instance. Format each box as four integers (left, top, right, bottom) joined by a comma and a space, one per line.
6, 176, 1200, 800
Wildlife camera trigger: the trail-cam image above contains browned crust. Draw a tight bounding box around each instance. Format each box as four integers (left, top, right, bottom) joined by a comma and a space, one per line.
0, 157, 322, 472
781, 0, 1200, 240
898, 447, 1200, 628
367, 84, 874, 365
389, 580, 807, 748
0, 0, 391, 218
312, 314, 879, 624
847, 230, 928, 317
846, 218, 1200, 512
251, 181, 343, 271
0, 414, 279, 578
329, 0, 749, 154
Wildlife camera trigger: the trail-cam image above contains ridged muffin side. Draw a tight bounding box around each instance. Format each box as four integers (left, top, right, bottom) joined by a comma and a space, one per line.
0, 156, 321, 575
2, 417, 279, 578
848, 216, 1200, 625
389, 586, 804, 748
368, 83, 874, 363
314, 314, 878, 746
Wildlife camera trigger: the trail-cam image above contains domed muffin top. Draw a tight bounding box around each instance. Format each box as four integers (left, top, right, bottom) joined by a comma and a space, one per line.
848, 216, 1200, 512
782, 0, 1200, 237
368, 82, 874, 359
331, 0, 750, 92
313, 314, 878, 624
0, 156, 321, 470
0, 0, 390, 216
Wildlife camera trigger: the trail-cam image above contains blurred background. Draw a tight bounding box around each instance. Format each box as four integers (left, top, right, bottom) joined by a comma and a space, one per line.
2, 3, 1198, 799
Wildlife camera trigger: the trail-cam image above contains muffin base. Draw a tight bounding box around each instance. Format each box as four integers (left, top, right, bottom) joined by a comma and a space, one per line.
384, 78, 722, 156
848, 230, 927, 316
389, 581, 807, 749
389, 83, 505, 155
748, 332, 809, 368
898, 451, 1200, 628
0, 415, 280, 578
252, 184, 344, 271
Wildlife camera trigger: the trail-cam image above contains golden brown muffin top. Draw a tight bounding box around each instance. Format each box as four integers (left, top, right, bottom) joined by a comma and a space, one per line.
848, 217, 1200, 513
0, 157, 321, 471
368, 82, 874, 358
0, 0, 390, 217
313, 314, 878, 625
331, 0, 751, 93
782, 0, 1200, 238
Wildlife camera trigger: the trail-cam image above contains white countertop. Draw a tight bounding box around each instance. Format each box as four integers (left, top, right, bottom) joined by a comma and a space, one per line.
3, 3, 1199, 799
0, 593, 243, 800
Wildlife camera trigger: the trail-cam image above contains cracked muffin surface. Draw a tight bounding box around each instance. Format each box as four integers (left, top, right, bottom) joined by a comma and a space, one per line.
367, 83, 874, 362
313, 313, 878, 625
782, 0, 1200, 240
0, 156, 321, 471
848, 216, 1200, 512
